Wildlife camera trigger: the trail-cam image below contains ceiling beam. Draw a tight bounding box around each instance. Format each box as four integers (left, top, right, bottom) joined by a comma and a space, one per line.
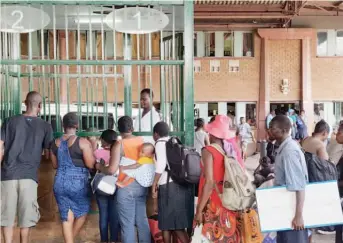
195, 23, 281, 31
194, 13, 292, 19
194, 4, 287, 13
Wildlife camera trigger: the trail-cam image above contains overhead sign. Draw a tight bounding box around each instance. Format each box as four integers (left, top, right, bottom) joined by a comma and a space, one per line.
0, 5, 50, 33
106, 7, 169, 34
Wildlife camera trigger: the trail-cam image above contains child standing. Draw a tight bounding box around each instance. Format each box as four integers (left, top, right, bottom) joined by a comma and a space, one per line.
94, 129, 121, 243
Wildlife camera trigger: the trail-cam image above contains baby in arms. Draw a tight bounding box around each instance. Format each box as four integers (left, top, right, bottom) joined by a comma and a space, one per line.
117, 143, 156, 188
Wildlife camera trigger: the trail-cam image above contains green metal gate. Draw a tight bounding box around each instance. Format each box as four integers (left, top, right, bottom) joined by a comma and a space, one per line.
0, 0, 194, 145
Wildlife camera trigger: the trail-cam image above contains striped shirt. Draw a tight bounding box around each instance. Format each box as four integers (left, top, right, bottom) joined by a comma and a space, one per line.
274, 136, 308, 191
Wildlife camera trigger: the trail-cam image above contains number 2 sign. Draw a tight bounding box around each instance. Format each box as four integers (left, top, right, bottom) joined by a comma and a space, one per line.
0, 6, 50, 33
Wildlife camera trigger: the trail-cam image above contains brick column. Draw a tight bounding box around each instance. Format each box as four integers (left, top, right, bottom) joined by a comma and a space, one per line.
257, 38, 270, 140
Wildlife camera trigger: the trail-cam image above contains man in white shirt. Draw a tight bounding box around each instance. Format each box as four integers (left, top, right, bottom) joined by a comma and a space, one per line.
134, 89, 161, 143
266, 110, 276, 129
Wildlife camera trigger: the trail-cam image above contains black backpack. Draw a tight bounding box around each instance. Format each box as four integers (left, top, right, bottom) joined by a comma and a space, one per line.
159, 137, 201, 185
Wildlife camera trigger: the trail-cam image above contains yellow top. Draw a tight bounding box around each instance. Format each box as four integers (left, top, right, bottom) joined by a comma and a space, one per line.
137, 157, 154, 165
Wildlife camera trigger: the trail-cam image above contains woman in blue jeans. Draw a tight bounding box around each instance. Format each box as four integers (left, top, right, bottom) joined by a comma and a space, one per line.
96, 116, 151, 243
51, 112, 96, 243
94, 129, 121, 243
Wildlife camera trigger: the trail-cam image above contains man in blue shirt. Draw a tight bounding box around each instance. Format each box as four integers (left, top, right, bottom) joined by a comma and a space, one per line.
268, 115, 309, 243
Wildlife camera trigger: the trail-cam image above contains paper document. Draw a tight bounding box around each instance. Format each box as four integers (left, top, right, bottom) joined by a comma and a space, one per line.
256, 180, 343, 233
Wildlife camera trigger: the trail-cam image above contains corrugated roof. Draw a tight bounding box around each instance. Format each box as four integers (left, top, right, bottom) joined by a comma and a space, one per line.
195, 0, 287, 4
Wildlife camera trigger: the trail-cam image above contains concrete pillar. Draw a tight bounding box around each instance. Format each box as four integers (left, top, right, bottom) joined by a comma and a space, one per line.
196, 31, 205, 57
234, 31, 243, 57
198, 103, 209, 122
215, 32, 224, 57
257, 38, 270, 140
218, 102, 227, 115
235, 102, 246, 124
327, 30, 336, 57
301, 37, 314, 134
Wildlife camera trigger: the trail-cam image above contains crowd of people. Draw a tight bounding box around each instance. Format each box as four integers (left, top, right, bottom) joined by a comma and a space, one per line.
1, 90, 343, 243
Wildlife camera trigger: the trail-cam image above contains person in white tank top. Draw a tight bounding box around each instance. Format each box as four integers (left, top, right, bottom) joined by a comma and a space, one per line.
194, 118, 210, 155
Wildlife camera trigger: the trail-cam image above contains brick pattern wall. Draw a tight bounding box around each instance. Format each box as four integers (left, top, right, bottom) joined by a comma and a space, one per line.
269, 40, 302, 101
194, 34, 261, 102
312, 58, 343, 101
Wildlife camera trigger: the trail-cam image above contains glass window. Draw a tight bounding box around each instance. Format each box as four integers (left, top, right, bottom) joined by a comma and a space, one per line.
336, 30, 343, 56
205, 32, 215, 57
208, 102, 218, 117
224, 32, 233, 57
243, 32, 254, 57
314, 103, 325, 124
317, 31, 328, 56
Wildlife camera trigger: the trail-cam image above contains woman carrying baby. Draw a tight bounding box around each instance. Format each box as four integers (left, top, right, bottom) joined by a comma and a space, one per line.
95, 116, 151, 243
94, 129, 121, 243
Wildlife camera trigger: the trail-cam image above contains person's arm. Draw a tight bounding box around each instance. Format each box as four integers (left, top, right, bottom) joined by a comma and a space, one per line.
79, 137, 96, 169
195, 148, 214, 224
121, 163, 142, 170
152, 141, 166, 198
43, 125, 54, 160
96, 140, 121, 175
283, 151, 307, 230
50, 148, 58, 169
317, 144, 329, 161
1, 120, 7, 163
0, 140, 4, 163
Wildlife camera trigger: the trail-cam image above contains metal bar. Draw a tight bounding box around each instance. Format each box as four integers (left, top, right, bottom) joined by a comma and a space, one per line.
101, 6, 108, 129
183, 0, 194, 146
124, 31, 132, 117
77, 5, 82, 131
95, 31, 99, 130
148, 32, 153, 132
28, 25, 33, 91
0, 59, 184, 65
52, 131, 185, 139
2, 71, 124, 78
65, 5, 70, 112
0, 0, 183, 5
112, 5, 118, 127
137, 30, 142, 132
89, 6, 95, 129
159, 6, 165, 124
40, 17, 46, 118
53, 5, 61, 132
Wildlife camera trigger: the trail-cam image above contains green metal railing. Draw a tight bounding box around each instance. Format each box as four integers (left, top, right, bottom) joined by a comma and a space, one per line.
0, 0, 194, 145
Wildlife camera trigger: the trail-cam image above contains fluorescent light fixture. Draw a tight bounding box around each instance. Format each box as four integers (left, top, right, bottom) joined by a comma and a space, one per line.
74, 17, 121, 24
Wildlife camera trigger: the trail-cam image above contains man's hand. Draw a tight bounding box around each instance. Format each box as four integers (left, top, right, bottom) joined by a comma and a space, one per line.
292, 214, 304, 230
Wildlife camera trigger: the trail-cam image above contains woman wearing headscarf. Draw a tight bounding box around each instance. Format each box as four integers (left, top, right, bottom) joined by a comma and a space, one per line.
195, 115, 242, 242
51, 112, 96, 243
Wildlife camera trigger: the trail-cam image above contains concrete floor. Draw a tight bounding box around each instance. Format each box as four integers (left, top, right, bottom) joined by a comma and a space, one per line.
7, 154, 335, 243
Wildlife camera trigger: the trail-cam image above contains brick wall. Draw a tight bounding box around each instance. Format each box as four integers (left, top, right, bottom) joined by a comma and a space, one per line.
194, 34, 261, 102
268, 40, 302, 101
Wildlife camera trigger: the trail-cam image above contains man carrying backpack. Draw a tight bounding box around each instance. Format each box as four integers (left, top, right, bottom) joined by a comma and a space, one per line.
152, 122, 195, 243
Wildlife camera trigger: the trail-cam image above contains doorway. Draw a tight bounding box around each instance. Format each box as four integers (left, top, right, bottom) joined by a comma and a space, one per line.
270, 102, 300, 115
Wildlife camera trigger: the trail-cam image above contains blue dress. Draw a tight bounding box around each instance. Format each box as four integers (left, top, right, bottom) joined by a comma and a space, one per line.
53, 137, 91, 221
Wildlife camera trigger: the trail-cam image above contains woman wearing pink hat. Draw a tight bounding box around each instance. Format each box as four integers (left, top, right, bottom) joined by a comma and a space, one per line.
195, 115, 242, 242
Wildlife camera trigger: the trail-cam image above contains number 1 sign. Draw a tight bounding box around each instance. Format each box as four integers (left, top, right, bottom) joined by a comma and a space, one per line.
0, 6, 50, 33
105, 7, 169, 34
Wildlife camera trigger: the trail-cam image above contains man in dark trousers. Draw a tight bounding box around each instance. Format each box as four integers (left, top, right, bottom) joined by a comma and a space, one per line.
0, 91, 53, 243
